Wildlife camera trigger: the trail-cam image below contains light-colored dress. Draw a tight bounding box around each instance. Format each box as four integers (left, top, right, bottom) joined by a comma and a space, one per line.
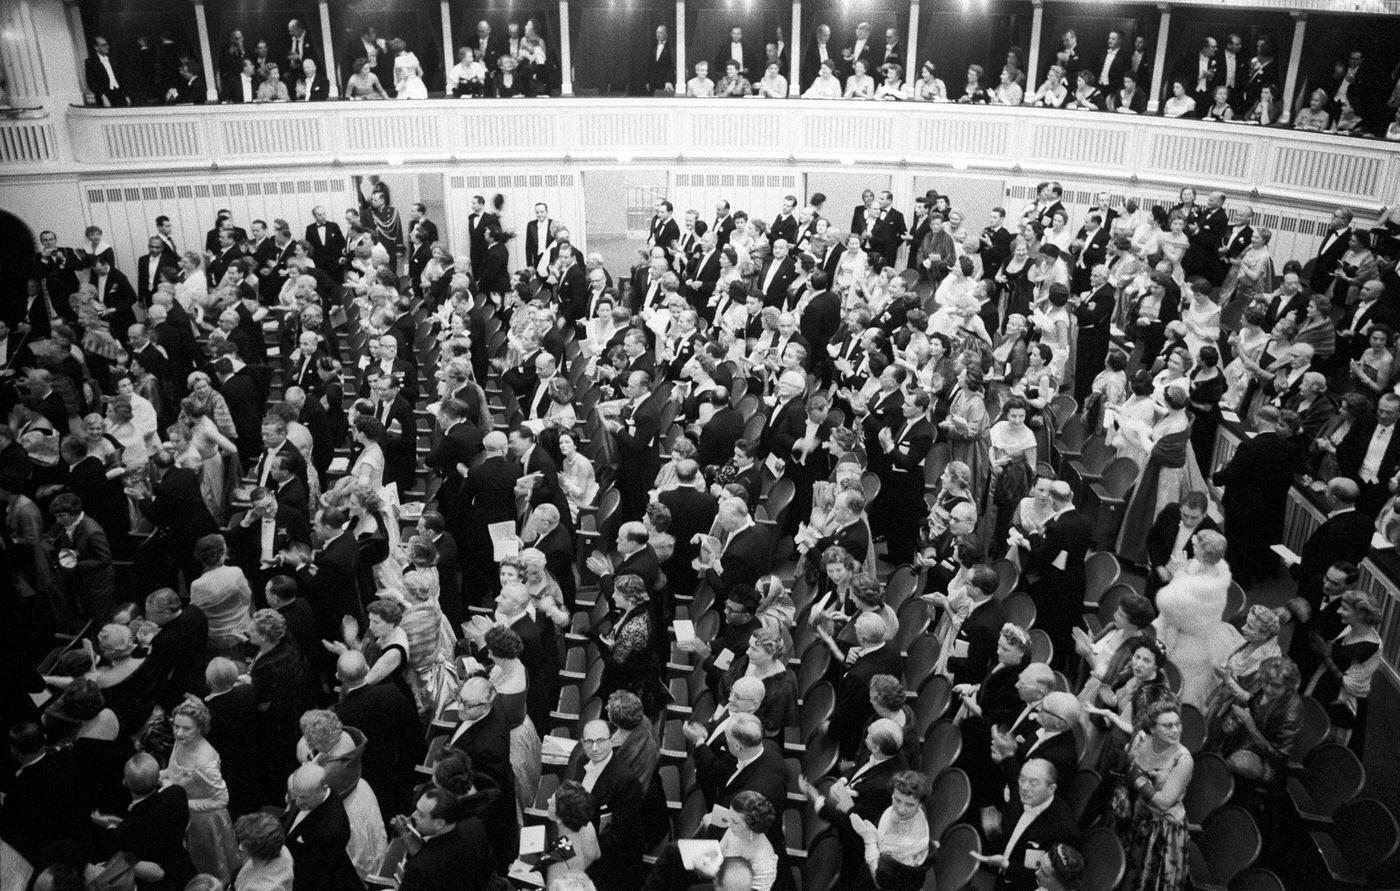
234, 848, 295, 891
1153, 561, 1244, 709
560, 452, 598, 520
494, 659, 542, 810
1222, 328, 1269, 411
393, 52, 428, 99
1181, 298, 1221, 358
190, 565, 253, 654
352, 442, 385, 489
163, 741, 240, 882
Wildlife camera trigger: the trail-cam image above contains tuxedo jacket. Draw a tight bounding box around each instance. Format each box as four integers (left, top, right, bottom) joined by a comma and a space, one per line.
137, 254, 178, 304
990, 796, 1076, 891
866, 208, 908, 268
467, 211, 501, 272
712, 214, 737, 247
759, 396, 807, 461
704, 523, 771, 598
564, 754, 646, 886
1221, 225, 1255, 261
284, 796, 363, 891
116, 786, 197, 891
399, 818, 492, 891
829, 643, 904, 757
649, 216, 681, 252
1336, 420, 1400, 488
1144, 503, 1220, 572
479, 241, 511, 294
686, 249, 723, 307
85, 55, 126, 103
1310, 226, 1353, 293
769, 213, 799, 246
1291, 509, 1374, 602
525, 218, 556, 269
647, 41, 675, 91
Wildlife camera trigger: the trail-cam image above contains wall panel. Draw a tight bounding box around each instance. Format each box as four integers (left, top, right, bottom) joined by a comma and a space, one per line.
445, 170, 585, 271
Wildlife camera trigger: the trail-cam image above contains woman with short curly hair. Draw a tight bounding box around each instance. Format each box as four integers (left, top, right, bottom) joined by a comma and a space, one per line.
542, 780, 601, 882
724, 791, 779, 890
163, 699, 239, 881
484, 623, 543, 806
294, 708, 387, 879
326, 598, 417, 707
234, 811, 294, 889
720, 615, 799, 738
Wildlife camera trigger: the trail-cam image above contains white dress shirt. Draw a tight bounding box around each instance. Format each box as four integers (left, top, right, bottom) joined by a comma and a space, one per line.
1099, 49, 1118, 85
729, 42, 745, 68
1002, 797, 1052, 859
1361, 423, 1395, 483
582, 751, 612, 792
98, 54, 119, 88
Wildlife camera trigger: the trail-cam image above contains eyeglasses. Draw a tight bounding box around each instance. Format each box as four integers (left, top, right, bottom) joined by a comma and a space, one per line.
1156, 720, 1182, 730
581, 738, 610, 748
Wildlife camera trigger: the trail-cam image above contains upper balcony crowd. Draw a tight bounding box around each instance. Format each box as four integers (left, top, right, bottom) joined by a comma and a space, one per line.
58, 14, 1400, 141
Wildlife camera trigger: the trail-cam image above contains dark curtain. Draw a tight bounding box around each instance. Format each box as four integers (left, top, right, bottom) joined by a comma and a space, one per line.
205, 5, 315, 82
686, 0, 788, 78
1294, 14, 1400, 121
572, 0, 674, 94
915, 1, 1032, 95
1163, 10, 1293, 105
336, 0, 446, 93
1038, 6, 1156, 85
449, 5, 562, 93
799, 0, 904, 84
77, 0, 199, 102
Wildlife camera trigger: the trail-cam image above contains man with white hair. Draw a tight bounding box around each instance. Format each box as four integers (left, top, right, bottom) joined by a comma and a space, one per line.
1021, 482, 1090, 672
284, 762, 362, 890
758, 369, 807, 462
827, 612, 903, 759
993, 690, 1082, 800
458, 430, 523, 586
701, 497, 771, 599
758, 238, 798, 307
304, 205, 346, 281
812, 716, 910, 882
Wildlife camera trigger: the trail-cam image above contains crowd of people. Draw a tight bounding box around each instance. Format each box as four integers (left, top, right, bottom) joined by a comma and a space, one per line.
76, 13, 1400, 139
1, 173, 1397, 891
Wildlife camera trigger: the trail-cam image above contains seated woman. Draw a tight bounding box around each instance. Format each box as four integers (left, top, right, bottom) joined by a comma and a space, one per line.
1243, 84, 1284, 126
1213, 655, 1302, 788
875, 64, 910, 101
844, 59, 876, 99
1294, 88, 1332, 131
756, 61, 788, 98
989, 66, 1023, 106
686, 61, 716, 97
539, 780, 601, 883
848, 770, 933, 890
448, 46, 487, 96
1203, 605, 1283, 734
912, 61, 947, 101
1108, 70, 1148, 114
642, 790, 779, 891
1066, 69, 1103, 110
716, 60, 752, 97
1201, 84, 1234, 121
1028, 65, 1069, 108
255, 63, 289, 101
956, 64, 989, 104
1162, 80, 1196, 118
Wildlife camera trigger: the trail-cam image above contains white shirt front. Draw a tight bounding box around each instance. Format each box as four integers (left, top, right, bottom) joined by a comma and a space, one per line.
1361, 423, 1395, 483
726, 749, 761, 787
852, 38, 867, 61
730, 42, 745, 68
582, 751, 613, 792
98, 54, 119, 87
1002, 797, 1052, 859
240, 73, 254, 102
1099, 49, 1118, 84
656, 42, 667, 62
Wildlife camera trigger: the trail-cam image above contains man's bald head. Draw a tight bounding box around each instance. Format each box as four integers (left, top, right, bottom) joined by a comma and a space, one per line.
337, 650, 369, 684
1020, 662, 1056, 692
483, 431, 508, 453
730, 675, 766, 711
125, 753, 161, 796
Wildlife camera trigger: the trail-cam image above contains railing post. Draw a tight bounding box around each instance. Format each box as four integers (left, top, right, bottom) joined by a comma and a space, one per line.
190, 0, 218, 102
905, 0, 919, 88
789, 0, 802, 96
1026, 0, 1044, 96
558, 0, 573, 96
318, 0, 338, 96
1282, 12, 1307, 123
1148, 4, 1170, 114
675, 0, 686, 94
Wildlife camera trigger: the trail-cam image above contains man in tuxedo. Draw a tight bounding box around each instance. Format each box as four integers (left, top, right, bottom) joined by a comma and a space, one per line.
285, 18, 315, 77
1261, 270, 1309, 332
1070, 212, 1110, 294
86, 255, 138, 336
1095, 30, 1130, 91
1219, 205, 1255, 269
684, 674, 764, 791
841, 21, 876, 80
297, 507, 362, 639
1310, 207, 1355, 293
166, 60, 206, 103
684, 230, 723, 314
799, 271, 842, 383
1289, 478, 1374, 606
48, 493, 116, 623
143, 588, 209, 710
228, 485, 310, 589
470, 20, 502, 69
696, 387, 745, 467
757, 369, 806, 462
827, 613, 904, 759
712, 199, 737, 247
93, 754, 198, 891
137, 236, 177, 306
304, 205, 346, 281
879, 26, 902, 67
648, 199, 682, 258
588, 520, 662, 602
284, 763, 364, 891
214, 356, 264, 465
973, 758, 1077, 891
222, 56, 258, 103
1144, 491, 1219, 597
757, 239, 799, 308
658, 461, 720, 597
1171, 35, 1220, 113
457, 432, 522, 588
769, 195, 800, 247
0, 722, 82, 864
866, 190, 907, 269
1183, 190, 1230, 283
1214, 405, 1300, 587
871, 390, 934, 564
332, 651, 424, 820
716, 26, 753, 79
433, 685, 522, 874
424, 397, 483, 513
645, 24, 675, 93
1020, 483, 1091, 672
1338, 392, 1400, 515
701, 497, 772, 600
567, 719, 647, 889
1336, 279, 1396, 362
368, 373, 419, 492
525, 202, 555, 271
814, 718, 911, 883
1072, 267, 1116, 401
400, 788, 494, 891
607, 370, 663, 522
702, 714, 788, 845
85, 35, 130, 106
465, 194, 500, 280
1282, 561, 1357, 684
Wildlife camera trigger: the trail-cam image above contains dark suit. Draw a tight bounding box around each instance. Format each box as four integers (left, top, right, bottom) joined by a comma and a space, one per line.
711, 741, 789, 855
769, 212, 799, 247
800, 289, 843, 379
137, 253, 177, 306
0, 747, 82, 864
986, 796, 1076, 891
334, 680, 425, 822
1336, 298, 1399, 361
304, 221, 346, 280
613, 393, 663, 522
51, 514, 116, 621
1143, 504, 1220, 596
646, 40, 675, 92
1291, 508, 1375, 604
659, 487, 719, 598
1073, 282, 1116, 401
465, 211, 500, 278
399, 816, 493, 891
137, 464, 219, 580
1094, 47, 1131, 91
478, 241, 511, 295
147, 605, 210, 712
703, 523, 771, 601
872, 417, 934, 564
85, 53, 130, 106
947, 597, 1008, 687
1024, 509, 1092, 671
1214, 429, 1300, 585
424, 419, 484, 516
1310, 226, 1354, 294
697, 406, 746, 468
828, 642, 904, 759
820, 754, 910, 885
206, 682, 260, 816
866, 207, 907, 269
284, 795, 364, 891
303, 528, 362, 639
115, 785, 197, 891
565, 754, 646, 889
525, 218, 555, 270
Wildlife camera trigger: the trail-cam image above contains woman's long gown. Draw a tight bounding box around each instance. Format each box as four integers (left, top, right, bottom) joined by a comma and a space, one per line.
1154, 562, 1244, 708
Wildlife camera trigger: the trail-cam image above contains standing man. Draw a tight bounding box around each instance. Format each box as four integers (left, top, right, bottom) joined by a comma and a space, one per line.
769, 195, 799, 247
85, 35, 130, 107
1213, 405, 1300, 587
870, 391, 934, 564
1096, 30, 1129, 91
304, 206, 346, 283
466, 194, 500, 281
865, 190, 907, 270
1019, 482, 1091, 671
1072, 265, 1116, 402
1337, 393, 1400, 518
525, 202, 555, 271
286, 18, 315, 82
1310, 208, 1355, 294
646, 25, 674, 93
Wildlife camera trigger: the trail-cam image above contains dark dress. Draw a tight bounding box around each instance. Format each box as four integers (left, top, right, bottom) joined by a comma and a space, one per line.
999, 261, 1034, 322
719, 660, 799, 738
1116, 426, 1193, 566
597, 604, 669, 716
1188, 370, 1226, 476
1308, 632, 1379, 753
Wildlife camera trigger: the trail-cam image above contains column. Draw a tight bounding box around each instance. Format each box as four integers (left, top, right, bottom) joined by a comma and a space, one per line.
61, 0, 90, 103
675, 0, 686, 93
1025, 0, 1044, 96
905, 0, 919, 87
789, 0, 801, 96
190, 0, 218, 102
320, 0, 339, 97
439, 0, 454, 98
1282, 12, 1307, 123
558, 0, 573, 96
1148, 4, 1170, 113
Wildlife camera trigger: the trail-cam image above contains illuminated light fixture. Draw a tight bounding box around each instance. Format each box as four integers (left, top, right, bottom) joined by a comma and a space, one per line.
950, 159, 968, 170
839, 156, 856, 166
385, 156, 405, 166
617, 152, 634, 163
